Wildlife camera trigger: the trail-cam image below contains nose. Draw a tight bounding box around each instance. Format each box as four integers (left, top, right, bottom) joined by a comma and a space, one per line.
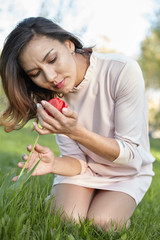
44, 67, 58, 83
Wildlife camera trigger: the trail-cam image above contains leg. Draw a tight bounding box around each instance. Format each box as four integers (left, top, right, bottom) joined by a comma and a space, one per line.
87, 190, 136, 231
50, 184, 95, 222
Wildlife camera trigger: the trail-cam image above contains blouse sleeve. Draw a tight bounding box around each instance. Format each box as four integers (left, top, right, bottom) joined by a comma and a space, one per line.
113, 59, 146, 164
56, 134, 88, 173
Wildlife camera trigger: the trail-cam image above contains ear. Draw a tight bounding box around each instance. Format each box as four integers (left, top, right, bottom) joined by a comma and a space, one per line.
64, 40, 75, 54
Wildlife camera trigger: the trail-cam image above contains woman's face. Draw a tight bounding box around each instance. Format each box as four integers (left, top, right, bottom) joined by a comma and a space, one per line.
19, 36, 81, 94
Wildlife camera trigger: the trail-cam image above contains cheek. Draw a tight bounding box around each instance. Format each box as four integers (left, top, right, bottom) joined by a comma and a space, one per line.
31, 77, 43, 88
66, 57, 77, 75
60, 52, 76, 71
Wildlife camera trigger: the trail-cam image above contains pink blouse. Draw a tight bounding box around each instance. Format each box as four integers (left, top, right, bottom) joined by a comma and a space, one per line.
54, 52, 155, 204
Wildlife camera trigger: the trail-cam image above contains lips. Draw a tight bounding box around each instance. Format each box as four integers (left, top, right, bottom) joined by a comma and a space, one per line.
55, 79, 66, 89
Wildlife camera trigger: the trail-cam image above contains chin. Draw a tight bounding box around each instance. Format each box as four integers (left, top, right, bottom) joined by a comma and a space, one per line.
62, 86, 73, 94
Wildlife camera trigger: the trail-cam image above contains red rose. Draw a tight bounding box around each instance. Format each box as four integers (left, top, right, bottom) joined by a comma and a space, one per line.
46, 97, 68, 116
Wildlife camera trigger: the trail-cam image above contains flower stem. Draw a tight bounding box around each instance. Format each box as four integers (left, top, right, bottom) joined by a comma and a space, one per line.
18, 134, 40, 179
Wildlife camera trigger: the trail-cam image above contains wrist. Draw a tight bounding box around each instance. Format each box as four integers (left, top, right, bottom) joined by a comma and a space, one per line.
67, 123, 86, 141
51, 156, 81, 176
51, 156, 58, 174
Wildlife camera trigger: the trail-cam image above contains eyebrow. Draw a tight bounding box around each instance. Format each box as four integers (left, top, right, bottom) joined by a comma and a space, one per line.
26, 49, 54, 73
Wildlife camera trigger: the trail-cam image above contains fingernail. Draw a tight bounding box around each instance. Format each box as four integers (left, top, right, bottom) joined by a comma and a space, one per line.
33, 122, 36, 127
41, 100, 46, 105
37, 103, 41, 108
62, 107, 68, 112
22, 154, 27, 159
12, 177, 17, 182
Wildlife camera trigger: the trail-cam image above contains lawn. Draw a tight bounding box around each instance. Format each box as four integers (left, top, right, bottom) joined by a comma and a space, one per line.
0, 123, 160, 240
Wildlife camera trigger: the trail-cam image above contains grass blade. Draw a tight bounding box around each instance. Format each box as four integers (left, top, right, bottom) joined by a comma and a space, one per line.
18, 134, 39, 179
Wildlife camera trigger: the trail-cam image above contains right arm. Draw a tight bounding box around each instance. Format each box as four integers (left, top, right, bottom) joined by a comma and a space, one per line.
12, 143, 82, 182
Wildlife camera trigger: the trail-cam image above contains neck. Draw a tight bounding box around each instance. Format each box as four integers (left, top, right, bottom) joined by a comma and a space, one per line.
75, 53, 91, 87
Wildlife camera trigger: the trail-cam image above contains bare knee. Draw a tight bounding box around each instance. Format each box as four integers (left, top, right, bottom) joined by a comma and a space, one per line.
87, 213, 130, 231
48, 193, 86, 224
87, 190, 136, 231
48, 184, 95, 224
54, 202, 87, 223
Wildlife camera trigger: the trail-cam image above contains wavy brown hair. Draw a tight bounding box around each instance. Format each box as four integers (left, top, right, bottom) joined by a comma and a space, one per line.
0, 17, 92, 132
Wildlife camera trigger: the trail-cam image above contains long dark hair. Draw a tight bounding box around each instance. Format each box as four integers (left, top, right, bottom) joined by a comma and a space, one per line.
0, 17, 92, 132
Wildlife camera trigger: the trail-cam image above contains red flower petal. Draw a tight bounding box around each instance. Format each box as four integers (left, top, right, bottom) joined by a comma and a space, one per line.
46, 97, 68, 117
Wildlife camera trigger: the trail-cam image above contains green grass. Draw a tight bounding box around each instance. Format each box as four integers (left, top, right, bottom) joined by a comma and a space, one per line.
0, 123, 160, 239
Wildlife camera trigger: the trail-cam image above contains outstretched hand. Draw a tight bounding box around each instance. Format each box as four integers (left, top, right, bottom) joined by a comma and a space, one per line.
12, 143, 55, 182
33, 100, 80, 138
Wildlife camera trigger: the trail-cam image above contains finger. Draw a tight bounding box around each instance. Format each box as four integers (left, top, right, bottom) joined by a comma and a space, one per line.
17, 162, 26, 168
37, 102, 57, 122
36, 106, 62, 131
34, 143, 50, 153
41, 100, 63, 119
27, 144, 33, 152
12, 176, 18, 182
37, 114, 44, 127
62, 107, 77, 119
33, 121, 44, 133
33, 122, 53, 135
36, 110, 63, 133
22, 153, 28, 161
37, 113, 58, 131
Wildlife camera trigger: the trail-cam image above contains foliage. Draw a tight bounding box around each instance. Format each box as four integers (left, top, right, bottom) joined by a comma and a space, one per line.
139, 8, 160, 133
139, 10, 160, 88
0, 124, 160, 239
155, 110, 160, 129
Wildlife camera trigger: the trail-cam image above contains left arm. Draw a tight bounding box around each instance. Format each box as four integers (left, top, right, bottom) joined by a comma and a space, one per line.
34, 102, 120, 162
67, 122, 120, 161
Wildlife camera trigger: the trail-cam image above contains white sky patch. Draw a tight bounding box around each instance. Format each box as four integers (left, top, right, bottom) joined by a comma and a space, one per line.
0, 0, 157, 57
79, 0, 156, 57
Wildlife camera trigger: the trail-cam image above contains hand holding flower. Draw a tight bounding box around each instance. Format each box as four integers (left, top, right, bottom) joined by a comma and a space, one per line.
33, 99, 79, 138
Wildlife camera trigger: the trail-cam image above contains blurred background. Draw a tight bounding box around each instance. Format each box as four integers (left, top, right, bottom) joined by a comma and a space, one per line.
0, 0, 160, 138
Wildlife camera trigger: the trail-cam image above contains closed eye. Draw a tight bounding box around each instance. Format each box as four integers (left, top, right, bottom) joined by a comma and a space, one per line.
49, 57, 57, 64
29, 71, 41, 78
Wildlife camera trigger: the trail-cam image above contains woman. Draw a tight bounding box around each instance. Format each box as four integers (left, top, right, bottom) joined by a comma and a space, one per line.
0, 17, 155, 231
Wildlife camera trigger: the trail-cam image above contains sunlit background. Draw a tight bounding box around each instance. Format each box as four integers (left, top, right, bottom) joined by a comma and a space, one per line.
0, 0, 157, 57
0, 0, 160, 137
